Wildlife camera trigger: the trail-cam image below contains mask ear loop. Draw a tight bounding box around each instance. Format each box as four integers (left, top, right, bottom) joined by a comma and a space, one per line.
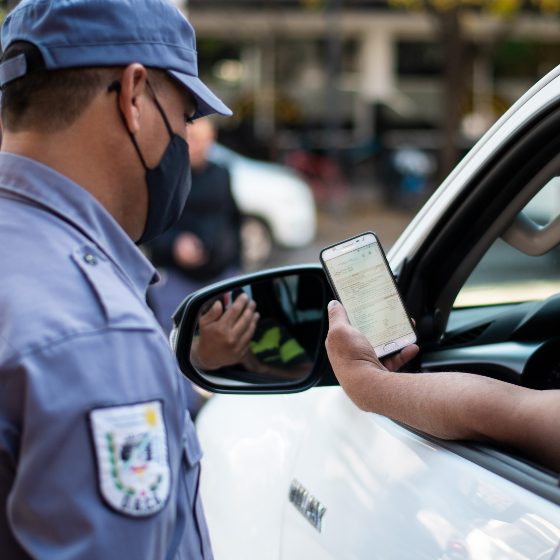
108, 79, 149, 170
145, 80, 175, 138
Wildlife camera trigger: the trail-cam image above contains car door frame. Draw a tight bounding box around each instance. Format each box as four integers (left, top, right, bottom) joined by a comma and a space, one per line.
387, 98, 560, 505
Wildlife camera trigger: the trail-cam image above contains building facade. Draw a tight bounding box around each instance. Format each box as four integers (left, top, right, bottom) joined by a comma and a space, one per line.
186, 0, 560, 166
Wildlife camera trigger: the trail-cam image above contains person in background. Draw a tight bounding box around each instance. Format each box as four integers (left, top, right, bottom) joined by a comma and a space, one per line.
147, 117, 242, 334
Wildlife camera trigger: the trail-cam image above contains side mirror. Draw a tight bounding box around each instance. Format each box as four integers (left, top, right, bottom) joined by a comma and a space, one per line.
171, 266, 331, 394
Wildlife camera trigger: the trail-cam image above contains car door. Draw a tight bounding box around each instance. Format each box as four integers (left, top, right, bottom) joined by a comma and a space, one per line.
192, 68, 560, 560
281, 388, 560, 559
280, 71, 560, 559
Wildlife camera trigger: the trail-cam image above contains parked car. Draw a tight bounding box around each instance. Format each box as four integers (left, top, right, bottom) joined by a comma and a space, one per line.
172, 64, 560, 559
208, 143, 317, 268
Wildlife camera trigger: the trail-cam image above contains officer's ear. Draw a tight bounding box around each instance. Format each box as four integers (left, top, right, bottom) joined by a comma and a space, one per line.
117, 64, 150, 135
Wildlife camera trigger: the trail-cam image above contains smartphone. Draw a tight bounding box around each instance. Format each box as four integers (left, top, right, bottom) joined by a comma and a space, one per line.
320, 232, 416, 358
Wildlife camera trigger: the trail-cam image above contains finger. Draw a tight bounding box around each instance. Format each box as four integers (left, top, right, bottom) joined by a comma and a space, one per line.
383, 344, 419, 372
231, 302, 257, 339
326, 300, 389, 372
198, 300, 223, 326
327, 300, 350, 328
236, 312, 260, 350
326, 300, 359, 352
223, 293, 250, 326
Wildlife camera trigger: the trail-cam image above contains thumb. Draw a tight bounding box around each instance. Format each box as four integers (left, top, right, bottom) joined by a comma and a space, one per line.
326, 299, 381, 366
199, 300, 223, 326
327, 300, 350, 327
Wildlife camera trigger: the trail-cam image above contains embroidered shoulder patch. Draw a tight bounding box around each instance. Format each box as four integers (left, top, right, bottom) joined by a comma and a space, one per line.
89, 401, 171, 517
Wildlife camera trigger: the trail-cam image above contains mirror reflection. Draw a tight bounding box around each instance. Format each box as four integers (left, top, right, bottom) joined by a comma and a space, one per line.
189, 273, 325, 386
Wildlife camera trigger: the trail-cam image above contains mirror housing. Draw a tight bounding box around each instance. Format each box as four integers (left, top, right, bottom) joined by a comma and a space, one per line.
171, 265, 334, 394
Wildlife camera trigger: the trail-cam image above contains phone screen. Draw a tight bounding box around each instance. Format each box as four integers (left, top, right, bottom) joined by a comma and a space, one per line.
321, 233, 416, 357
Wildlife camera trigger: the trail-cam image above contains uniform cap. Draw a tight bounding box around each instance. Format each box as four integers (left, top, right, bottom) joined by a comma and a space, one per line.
0, 0, 232, 119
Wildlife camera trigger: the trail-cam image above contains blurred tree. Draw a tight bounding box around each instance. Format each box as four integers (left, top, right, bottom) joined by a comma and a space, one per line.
390, 0, 560, 181
301, 0, 325, 9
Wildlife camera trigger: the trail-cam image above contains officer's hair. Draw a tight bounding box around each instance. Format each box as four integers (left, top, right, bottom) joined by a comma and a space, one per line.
1, 42, 167, 133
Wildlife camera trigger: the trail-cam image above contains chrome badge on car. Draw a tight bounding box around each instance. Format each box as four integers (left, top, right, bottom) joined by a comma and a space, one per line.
288, 479, 327, 532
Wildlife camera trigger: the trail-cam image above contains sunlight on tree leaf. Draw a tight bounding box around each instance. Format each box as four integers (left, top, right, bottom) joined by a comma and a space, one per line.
534, 0, 560, 13
389, 0, 559, 12
487, 0, 523, 16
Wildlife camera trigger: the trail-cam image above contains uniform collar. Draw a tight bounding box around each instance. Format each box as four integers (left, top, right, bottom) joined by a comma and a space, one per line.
0, 152, 158, 295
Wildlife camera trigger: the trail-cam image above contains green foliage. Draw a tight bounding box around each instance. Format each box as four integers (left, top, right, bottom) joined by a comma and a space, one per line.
389, 0, 560, 15
300, 0, 325, 11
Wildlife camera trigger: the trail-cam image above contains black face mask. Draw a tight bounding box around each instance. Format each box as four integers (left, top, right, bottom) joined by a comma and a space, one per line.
108, 80, 192, 244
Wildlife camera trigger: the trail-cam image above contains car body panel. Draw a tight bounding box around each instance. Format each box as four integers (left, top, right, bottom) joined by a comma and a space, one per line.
196, 392, 311, 559
198, 388, 560, 559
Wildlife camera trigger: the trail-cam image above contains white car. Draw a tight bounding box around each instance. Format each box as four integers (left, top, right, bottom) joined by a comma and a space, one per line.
208, 143, 317, 267
172, 64, 560, 559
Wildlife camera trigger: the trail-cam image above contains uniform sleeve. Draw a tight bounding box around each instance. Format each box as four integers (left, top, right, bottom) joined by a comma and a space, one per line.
1, 328, 195, 559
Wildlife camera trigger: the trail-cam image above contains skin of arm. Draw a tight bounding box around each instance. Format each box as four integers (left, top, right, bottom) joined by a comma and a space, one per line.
326, 300, 560, 472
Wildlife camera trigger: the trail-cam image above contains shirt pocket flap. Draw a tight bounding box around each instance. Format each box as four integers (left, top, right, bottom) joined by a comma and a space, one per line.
72, 246, 147, 327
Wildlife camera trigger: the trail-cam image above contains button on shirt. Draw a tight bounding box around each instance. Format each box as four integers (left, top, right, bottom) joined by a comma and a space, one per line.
0, 153, 212, 559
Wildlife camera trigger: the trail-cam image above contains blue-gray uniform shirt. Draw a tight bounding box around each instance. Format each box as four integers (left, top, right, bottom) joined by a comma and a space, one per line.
0, 152, 213, 559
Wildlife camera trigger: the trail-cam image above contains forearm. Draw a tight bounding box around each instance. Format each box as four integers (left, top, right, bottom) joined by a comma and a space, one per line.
362, 370, 518, 439
326, 301, 560, 471
357, 368, 560, 470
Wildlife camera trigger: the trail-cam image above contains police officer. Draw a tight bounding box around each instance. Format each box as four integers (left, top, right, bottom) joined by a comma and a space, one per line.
0, 0, 235, 557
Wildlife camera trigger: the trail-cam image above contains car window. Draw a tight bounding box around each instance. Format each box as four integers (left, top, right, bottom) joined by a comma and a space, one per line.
454, 177, 560, 307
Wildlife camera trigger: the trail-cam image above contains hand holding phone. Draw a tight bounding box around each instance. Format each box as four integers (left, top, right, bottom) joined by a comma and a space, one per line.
320, 232, 416, 358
